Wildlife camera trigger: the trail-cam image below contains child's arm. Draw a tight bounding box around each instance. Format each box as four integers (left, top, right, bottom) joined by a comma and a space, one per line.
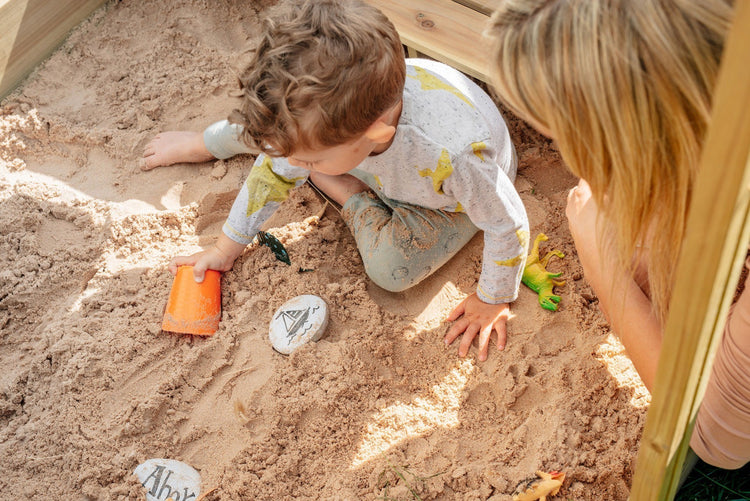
221, 154, 308, 246
442, 146, 529, 360
140, 120, 254, 170
169, 153, 309, 280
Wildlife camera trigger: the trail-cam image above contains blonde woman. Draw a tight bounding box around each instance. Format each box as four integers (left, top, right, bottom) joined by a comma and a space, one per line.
488, 0, 748, 469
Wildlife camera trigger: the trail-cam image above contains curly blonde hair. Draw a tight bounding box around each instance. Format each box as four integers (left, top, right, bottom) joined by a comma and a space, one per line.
488, 0, 733, 323
229, 0, 406, 157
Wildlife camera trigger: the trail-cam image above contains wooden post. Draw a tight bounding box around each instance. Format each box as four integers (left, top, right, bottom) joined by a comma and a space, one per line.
0, 0, 107, 99
630, 1, 750, 499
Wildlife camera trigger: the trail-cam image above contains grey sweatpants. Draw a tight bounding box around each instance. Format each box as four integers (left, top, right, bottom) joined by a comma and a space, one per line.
341, 169, 478, 292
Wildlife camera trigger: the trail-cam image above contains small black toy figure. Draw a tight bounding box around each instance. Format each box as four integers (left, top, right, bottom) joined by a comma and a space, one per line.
256, 231, 291, 265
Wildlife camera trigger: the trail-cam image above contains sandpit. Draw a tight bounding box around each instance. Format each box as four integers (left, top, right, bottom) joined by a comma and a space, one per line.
0, 1, 648, 499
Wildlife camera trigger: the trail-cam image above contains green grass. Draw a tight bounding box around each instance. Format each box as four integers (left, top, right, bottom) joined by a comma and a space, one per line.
676, 460, 750, 501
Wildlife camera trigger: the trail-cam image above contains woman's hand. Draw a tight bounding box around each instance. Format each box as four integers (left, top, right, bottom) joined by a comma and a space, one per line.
566, 179, 606, 290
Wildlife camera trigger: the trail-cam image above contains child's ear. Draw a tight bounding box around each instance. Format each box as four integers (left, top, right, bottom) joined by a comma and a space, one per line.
364, 120, 396, 144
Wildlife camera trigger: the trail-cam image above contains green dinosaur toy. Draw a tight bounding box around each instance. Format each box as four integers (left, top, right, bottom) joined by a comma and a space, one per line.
522, 233, 565, 311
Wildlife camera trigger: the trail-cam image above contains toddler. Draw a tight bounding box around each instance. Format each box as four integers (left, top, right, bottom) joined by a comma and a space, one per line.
143, 0, 529, 361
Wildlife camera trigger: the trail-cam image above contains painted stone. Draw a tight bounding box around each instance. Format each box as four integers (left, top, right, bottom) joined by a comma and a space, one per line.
269, 294, 329, 354
133, 458, 201, 501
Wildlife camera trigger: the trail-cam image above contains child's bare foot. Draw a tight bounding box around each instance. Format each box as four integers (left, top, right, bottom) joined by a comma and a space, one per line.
308, 171, 370, 206
140, 131, 215, 170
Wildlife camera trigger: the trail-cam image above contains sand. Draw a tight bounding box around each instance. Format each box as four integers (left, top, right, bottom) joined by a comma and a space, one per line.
0, 1, 649, 499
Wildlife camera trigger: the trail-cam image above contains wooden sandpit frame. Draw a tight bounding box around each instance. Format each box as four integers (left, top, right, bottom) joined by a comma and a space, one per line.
2, 0, 748, 499
0, 0, 107, 98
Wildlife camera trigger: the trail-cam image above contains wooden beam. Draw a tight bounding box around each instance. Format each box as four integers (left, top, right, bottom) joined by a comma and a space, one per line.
0, 0, 107, 99
630, 1, 750, 499
364, 0, 492, 82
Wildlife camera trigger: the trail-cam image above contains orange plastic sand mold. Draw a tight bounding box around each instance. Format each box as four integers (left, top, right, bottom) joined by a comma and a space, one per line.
162, 266, 221, 336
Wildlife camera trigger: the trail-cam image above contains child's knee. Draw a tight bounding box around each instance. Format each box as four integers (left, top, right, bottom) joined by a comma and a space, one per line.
365, 266, 419, 292
363, 255, 431, 293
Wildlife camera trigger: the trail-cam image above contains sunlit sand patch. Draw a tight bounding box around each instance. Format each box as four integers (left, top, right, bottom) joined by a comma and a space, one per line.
352, 359, 475, 467
407, 282, 462, 337
159, 181, 184, 211
69, 285, 100, 313
596, 333, 651, 408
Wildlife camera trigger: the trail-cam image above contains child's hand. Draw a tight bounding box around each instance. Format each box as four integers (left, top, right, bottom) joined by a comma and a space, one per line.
169, 236, 246, 282
444, 293, 511, 361
169, 247, 234, 282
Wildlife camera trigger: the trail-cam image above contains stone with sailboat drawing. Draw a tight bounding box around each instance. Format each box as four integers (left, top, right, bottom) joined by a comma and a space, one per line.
269, 294, 329, 354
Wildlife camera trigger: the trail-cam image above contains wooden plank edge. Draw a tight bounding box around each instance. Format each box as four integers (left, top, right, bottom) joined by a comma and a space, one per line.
365, 0, 493, 82
0, 0, 108, 100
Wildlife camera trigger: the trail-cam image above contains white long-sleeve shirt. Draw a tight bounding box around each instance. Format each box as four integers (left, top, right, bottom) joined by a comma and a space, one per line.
209, 59, 529, 304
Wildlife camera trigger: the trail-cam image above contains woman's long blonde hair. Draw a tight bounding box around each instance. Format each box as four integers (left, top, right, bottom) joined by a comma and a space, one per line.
488, 0, 734, 323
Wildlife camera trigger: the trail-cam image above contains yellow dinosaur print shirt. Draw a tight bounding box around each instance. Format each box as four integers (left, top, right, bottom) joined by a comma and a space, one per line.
211, 59, 528, 304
